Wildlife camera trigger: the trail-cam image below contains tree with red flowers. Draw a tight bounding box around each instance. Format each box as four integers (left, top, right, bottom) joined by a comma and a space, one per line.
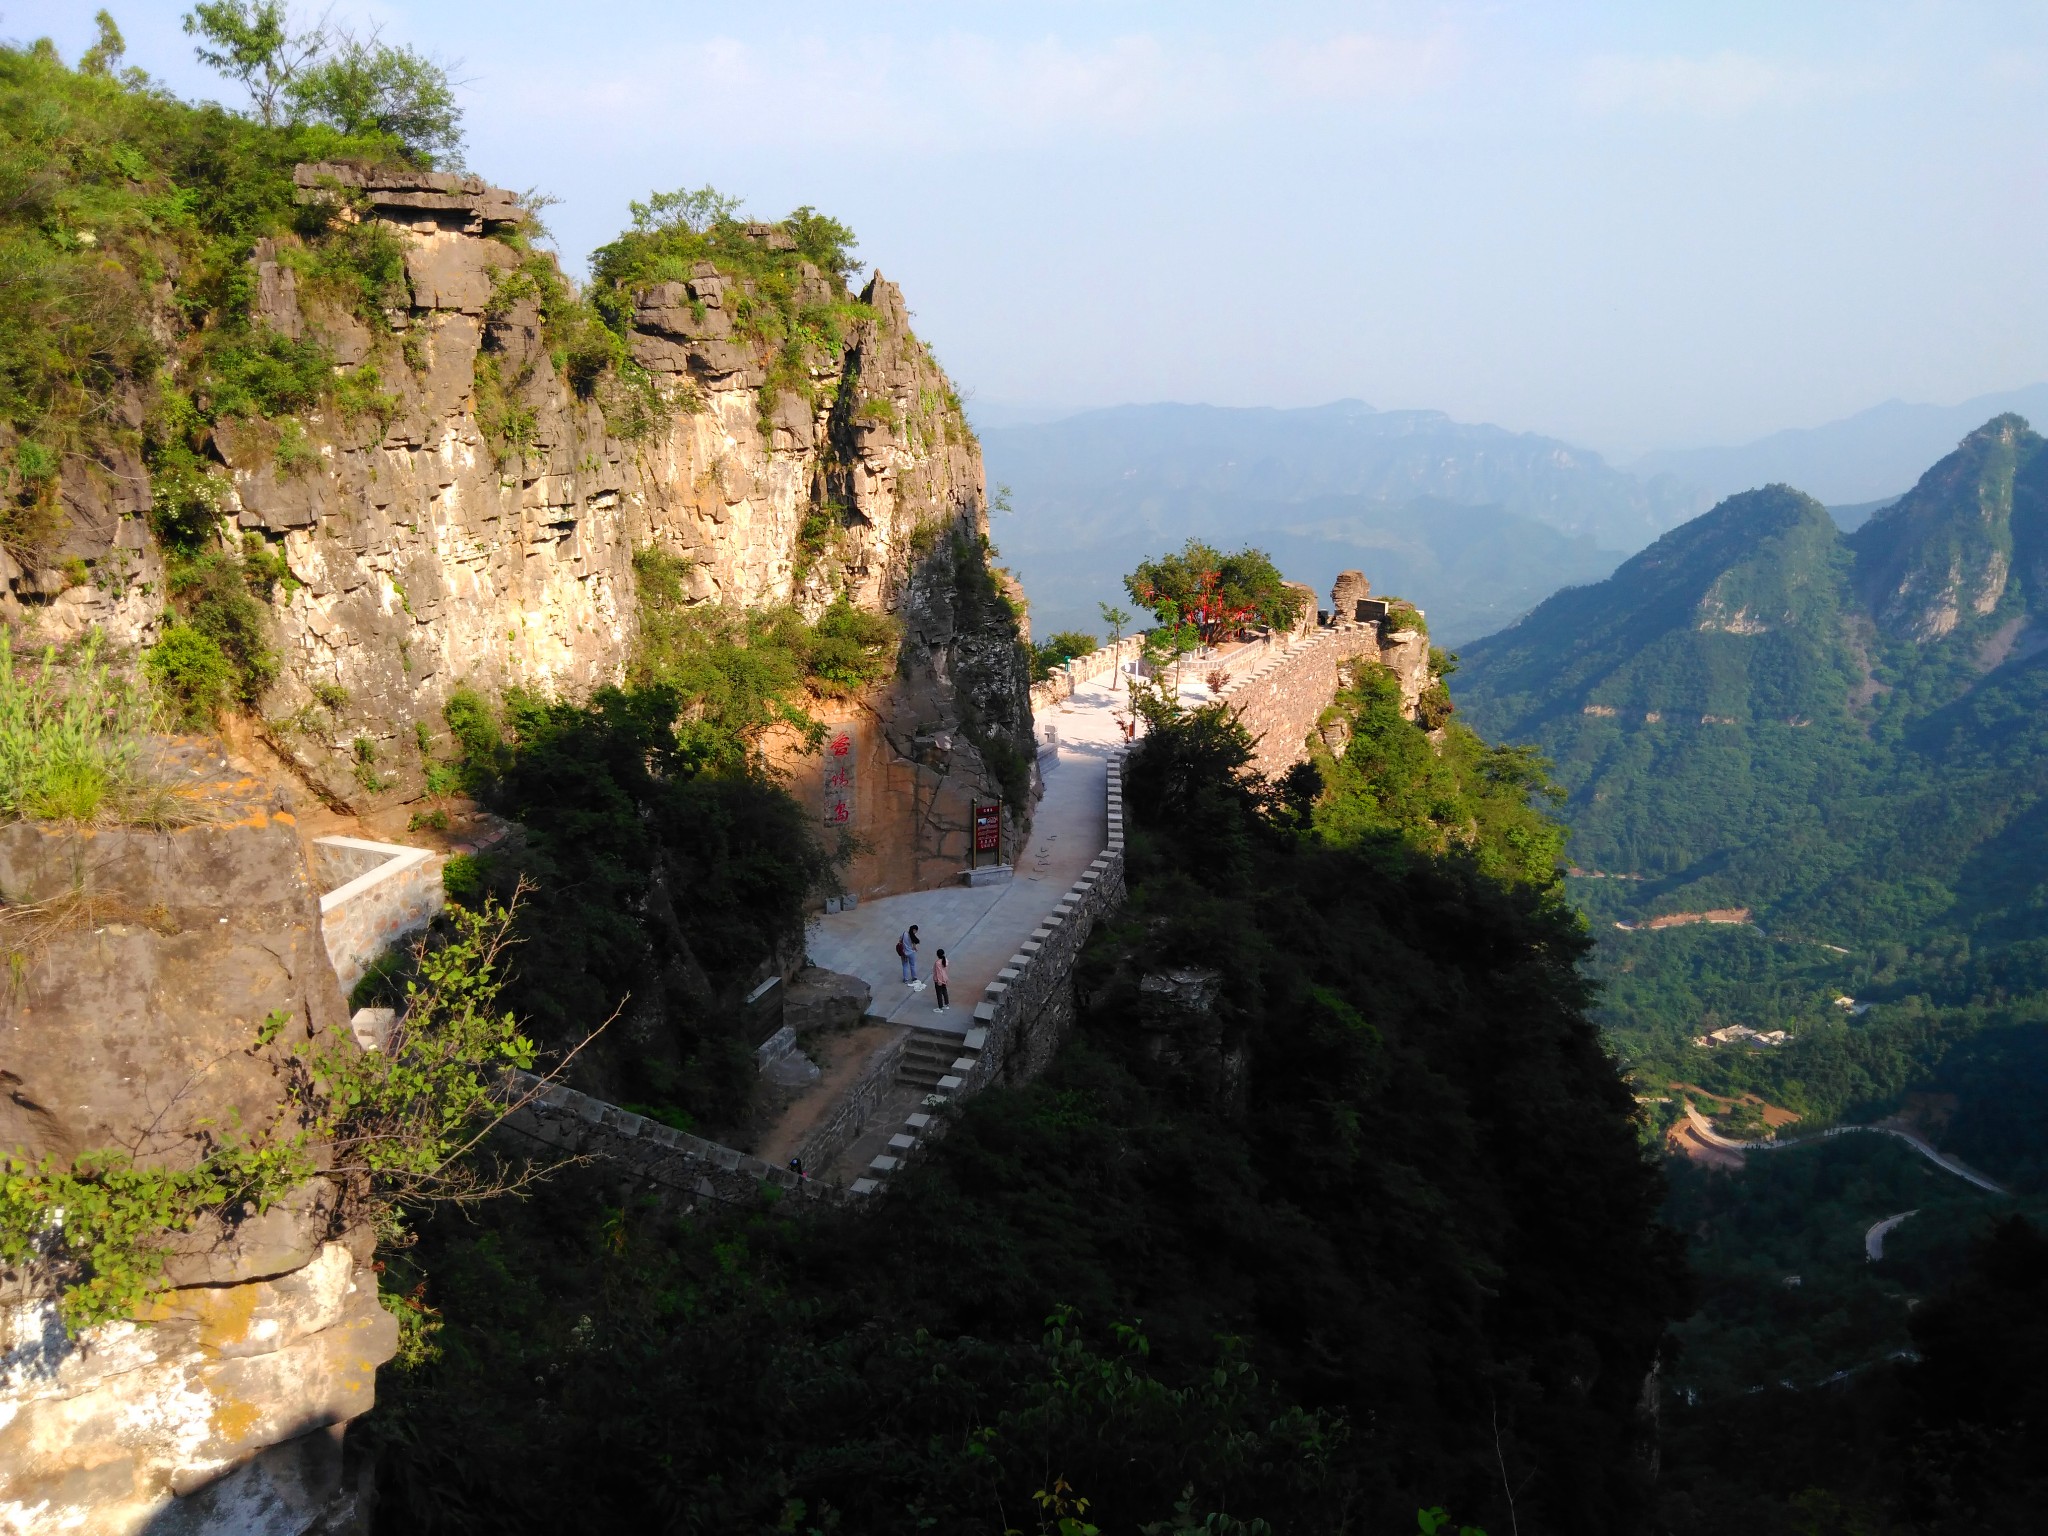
1123, 539, 1305, 647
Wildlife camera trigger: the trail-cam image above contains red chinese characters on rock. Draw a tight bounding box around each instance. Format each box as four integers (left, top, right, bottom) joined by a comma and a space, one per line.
822, 725, 857, 826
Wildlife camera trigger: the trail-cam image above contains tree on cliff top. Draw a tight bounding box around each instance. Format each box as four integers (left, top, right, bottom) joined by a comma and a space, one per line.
185, 1, 464, 164
1125, 538, 1305, 646
286, 26, 465, 166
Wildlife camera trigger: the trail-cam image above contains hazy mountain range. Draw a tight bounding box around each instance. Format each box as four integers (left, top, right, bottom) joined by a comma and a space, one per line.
1626, 383, 2048, 509
981, 387, 2048, 646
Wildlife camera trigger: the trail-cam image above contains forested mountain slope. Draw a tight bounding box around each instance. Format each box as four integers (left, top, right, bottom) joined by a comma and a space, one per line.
379, 687, 1686, 1536
1456, 415, 2048, 1177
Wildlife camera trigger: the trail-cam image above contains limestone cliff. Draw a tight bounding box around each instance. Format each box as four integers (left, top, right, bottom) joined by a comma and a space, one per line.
8, 166, 1032, 888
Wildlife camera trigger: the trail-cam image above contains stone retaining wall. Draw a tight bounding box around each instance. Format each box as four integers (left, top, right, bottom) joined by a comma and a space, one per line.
496, 1072, 838, 1208
794, 1031, 911, 1173
315, 835, 444, 996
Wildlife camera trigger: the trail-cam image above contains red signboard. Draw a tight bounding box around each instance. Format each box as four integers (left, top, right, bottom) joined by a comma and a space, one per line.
973, 802, 1001, 854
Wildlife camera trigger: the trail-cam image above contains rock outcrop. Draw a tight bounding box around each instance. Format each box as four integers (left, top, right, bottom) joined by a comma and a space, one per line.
0, 752, 392, 1534
6, 167, 1032, 891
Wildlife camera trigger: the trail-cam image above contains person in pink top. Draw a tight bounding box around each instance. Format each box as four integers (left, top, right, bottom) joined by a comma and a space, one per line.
932, 949, 950, 1012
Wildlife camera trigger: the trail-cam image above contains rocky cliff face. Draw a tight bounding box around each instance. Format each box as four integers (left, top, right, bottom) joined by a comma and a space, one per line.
1850, 413, 2044, 641
8, 167, 1030, 883
0, 753, 392, 1534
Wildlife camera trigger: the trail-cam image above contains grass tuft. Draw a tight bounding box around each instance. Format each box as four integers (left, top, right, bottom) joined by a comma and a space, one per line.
0, 630, 163, 824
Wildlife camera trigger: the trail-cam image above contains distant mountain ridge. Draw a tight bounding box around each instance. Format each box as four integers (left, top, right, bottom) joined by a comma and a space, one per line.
983, 400, 1675, 644
983, 391, 2047, 649
1628, 384, 2048, 509
990, 399, 1695, 545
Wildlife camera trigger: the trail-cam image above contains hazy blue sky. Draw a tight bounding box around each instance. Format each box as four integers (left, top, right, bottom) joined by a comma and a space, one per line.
14, 2, 2047, 453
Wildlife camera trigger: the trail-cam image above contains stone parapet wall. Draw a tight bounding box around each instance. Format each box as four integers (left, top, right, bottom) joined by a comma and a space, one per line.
1030, 635, 1146, 713
496, 1071, 837, 1208
315, 835, 445, 996
850, 752, 1128, 1194
1214, 620, 1431, 780
1212, 622, 1380, 779
498, 754, 1134, 1205
794, 1032, 911, 1174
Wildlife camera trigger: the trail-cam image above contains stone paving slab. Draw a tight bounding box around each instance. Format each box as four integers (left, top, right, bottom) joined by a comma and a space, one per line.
807, 676, 1130, 1036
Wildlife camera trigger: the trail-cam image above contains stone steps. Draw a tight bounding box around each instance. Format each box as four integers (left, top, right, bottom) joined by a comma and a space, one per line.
896, 1027, 971, 1088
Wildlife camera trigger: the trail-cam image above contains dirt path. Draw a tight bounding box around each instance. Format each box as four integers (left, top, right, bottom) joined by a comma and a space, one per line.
753, 1022, 906, 1166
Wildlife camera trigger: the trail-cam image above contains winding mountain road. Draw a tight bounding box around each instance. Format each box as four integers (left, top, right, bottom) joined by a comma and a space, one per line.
1681, 1101, 2009, 1195
1865, 1210, 1918, 1261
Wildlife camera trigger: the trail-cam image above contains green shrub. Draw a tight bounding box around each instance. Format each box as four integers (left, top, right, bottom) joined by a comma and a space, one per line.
272, 418, 319, 474
146, 449, 226, 551
146, 623, 233, 724
197, 331, 334, 420
1031, 629, 1098, 683
442, 686, 838, 1136
443, 687, 506, 786
166, 552, 277, 708
240, 532, 297, 597
803, 598, 897, 698
331, 363, 398, 424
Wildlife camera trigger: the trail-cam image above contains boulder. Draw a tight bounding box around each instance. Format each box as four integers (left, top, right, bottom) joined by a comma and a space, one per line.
1331, 570, 1372, 622
783, 966, 872, 1037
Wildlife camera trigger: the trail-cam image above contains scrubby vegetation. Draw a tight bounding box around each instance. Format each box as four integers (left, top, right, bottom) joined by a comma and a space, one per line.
432, 680, 837, 1137
586, 184, 868, 432
374, 674, 1683, 1534
417, 551, 901, 1137
1311, 660, 1564, 889
0, 631, 160, 823
0, 26, 431, 562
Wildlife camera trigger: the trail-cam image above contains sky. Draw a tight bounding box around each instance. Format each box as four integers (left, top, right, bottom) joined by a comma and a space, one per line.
12, 1, 2047, 455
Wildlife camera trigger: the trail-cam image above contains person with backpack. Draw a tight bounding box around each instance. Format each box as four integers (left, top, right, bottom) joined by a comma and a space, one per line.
932, 949, 950, 1011
896, 924, 920, 984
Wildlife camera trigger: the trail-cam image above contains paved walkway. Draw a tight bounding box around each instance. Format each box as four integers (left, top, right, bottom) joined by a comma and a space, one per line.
807, 674, 1135, 1036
